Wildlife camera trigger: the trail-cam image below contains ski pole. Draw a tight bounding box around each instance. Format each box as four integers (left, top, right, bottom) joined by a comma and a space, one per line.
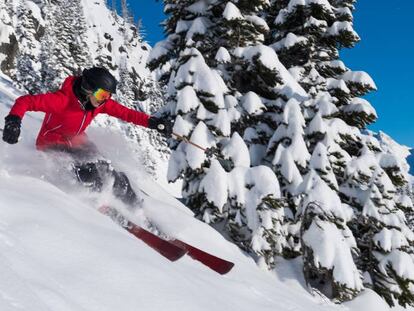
172, 132, 232, 170
172, 132, 207, 152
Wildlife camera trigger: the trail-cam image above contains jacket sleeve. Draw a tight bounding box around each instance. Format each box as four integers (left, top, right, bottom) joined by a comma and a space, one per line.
101, 99, 150, 127
9, 91, 69, 119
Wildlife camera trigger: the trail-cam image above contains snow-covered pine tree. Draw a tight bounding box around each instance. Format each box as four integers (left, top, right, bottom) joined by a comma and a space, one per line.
210, 1, 293, 265
339, 135, 414, 306
265, 0, 365, 299
298, 170, 363, 301
117, 7, 136, 107
136, 18, 145, 42
120, 0, 133, 24
50, 0, 92, 81
267, 0, 376, 150
266, 0, 414, 304
114, 60, 161, 176
208, 1, 312, 261
22, 0, 92, 92
115, 39, 167, 176
198, 1, 311, 261
0, 0, 18, 76
266, 98, 309, 205
117, 56, 135, 108
67, 0, 93, 71
148, 0, 232, 215
149, 0, 288, 266
14, 1, 44, 93
39, 1, 61, 92
342, 148, 414, 307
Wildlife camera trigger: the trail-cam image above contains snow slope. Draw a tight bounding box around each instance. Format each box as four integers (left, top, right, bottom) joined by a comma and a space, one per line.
0, 74, 408, 310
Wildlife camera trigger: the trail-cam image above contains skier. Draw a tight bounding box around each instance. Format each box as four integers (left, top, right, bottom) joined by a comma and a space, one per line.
2, 67, 172, 206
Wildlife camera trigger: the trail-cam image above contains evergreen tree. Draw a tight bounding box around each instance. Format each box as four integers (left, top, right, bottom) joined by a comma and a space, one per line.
299, 170, 363, 301
199, 2, 311, 260
37, 0, 92, 91
267, 98, 309, 199
0, 0, 18, 76
343, 149, 414, 306
149, 0, 289, 266
67, 0, 93, 71
121, 0, 132, 24
208, 2, 311, 263
39, 0, 60, 91
267, 0, 377, 133
15, 1, 44, 93
117, 55, 135, 107
136, 18, 145, 42
50, 0, 92, 79
265, 0, 414, 304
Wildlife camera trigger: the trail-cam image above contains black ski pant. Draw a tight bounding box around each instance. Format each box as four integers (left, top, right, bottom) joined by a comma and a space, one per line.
48, 143, 139, 206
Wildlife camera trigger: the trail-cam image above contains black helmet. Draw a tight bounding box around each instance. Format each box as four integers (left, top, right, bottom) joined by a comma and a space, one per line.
81, 67, 117, 93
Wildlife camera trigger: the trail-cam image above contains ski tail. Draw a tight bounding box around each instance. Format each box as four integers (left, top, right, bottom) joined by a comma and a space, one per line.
170, 239, 234, 274
126, 224, 187, 262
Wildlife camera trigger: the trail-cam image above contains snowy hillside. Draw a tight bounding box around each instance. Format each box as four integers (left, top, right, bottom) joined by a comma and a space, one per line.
2, 0, 414, 309
0, 56, 406, 311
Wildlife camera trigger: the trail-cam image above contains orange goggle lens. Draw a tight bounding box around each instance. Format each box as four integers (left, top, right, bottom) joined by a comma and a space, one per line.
93, 88, 111, 102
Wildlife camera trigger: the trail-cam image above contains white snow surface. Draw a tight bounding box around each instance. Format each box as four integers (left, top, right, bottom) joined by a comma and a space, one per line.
215, 46, 232, 63
222, 132, 251, 167
271, 32, 308, 51
327, 21, 359, 40
174, 48, 227, 109
0, 72, 411, 310
223, 2, 244, 20
302, 221, 363, 290
341, 71, 377, 90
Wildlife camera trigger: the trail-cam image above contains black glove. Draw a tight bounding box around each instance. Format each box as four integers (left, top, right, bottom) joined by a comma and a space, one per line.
148, 116, 173, 137
3, 114, 21, 144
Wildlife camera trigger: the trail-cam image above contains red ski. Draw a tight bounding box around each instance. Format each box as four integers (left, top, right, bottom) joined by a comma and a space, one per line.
170, 239, 234, 275
125, 221, 187, 262
100, 206, 234, 274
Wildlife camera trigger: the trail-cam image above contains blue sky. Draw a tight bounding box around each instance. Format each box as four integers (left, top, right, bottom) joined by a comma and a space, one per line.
129, 1, 414, 147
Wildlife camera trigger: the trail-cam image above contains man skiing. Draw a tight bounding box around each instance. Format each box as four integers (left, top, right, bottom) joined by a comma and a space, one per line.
2, 66, 172, 206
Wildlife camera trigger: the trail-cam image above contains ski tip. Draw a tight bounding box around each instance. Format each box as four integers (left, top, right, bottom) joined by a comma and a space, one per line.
214, 262, 235, 275
171, 240, 235, 274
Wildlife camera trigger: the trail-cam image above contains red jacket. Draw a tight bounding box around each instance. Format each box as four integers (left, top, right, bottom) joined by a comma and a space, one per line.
9, 76, 150, 150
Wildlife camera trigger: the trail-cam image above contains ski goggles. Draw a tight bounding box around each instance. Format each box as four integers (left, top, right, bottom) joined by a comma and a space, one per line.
93, 88, 112, 102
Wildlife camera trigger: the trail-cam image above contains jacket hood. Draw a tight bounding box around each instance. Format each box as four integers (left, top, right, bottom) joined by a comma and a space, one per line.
61, 76, 95, 111
61, 76, 77, 94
